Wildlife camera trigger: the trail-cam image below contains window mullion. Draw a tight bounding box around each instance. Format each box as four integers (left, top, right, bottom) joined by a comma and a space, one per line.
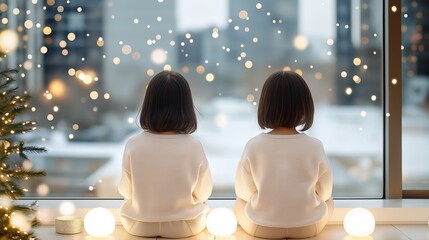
384, 0, 402, 199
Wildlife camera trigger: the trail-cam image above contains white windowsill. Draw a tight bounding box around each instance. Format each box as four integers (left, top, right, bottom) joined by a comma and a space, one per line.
18, 199, 429, 225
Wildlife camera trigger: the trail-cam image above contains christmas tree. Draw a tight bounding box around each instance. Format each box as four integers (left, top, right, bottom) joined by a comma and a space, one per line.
0, 69, 46, 240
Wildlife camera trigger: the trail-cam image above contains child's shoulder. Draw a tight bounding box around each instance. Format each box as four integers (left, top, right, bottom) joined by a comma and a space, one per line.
245, 133, 267, 146
124, 132, 202, 149
123, 132, 144, 148
125, 131, 145, 142
131, 131, 202, 142
247, 133, 324, 145
182, 134, 203, 144
302, 134, 323, 144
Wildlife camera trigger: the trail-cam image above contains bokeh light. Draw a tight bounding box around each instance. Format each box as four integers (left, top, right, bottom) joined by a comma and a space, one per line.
0, 29, 19, 53
206, 73, 215, 82
59, 201, 76, 216
48, 79, 66, 98
150, 48, 167, 65
245, 60, 253, 69
293, 35, 309, 51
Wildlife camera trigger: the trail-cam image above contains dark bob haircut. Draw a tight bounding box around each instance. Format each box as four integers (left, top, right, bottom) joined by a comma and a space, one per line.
258, 71, 314, 131
139, 70, 197, 134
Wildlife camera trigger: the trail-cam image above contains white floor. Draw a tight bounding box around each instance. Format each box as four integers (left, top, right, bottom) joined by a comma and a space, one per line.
34, 224, 429, 240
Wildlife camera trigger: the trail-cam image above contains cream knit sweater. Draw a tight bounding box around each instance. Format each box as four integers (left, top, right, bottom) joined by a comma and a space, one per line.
235, 133, 333, 228
118, 131, 212, 222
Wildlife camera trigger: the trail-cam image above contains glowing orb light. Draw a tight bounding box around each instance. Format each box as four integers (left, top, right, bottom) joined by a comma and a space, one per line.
343, 208, 375, 237
84, 207, 115, 237
206, 208, 237, 237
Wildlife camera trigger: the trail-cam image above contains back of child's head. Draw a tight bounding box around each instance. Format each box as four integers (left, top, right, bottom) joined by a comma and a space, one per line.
139, 70, 197, 133
258, 71, 314, 131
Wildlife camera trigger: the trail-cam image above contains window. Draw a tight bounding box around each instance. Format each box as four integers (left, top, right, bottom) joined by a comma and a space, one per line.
402, 0, 429, 192
2, 0, 385, 198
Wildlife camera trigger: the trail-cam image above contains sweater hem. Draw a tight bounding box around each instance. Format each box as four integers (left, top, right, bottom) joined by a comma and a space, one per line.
245, 207, 327, 228
120, 207, 209, 223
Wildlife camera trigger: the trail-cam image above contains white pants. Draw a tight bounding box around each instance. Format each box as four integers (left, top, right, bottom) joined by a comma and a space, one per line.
235, 198, 334, 239
121, 213, 206, 238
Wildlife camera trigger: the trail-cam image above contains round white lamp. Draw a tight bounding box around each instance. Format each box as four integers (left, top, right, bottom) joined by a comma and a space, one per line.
206, 208, 237, 237
343, 208, 375, 237
84, 207, 115, 237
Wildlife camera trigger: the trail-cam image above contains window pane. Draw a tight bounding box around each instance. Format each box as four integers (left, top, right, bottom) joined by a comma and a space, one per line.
5, 0, 383, 198
402, 1, 429, 190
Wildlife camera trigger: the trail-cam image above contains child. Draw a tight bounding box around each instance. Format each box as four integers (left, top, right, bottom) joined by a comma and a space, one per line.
118, 70, 213, 238
235, 71, 333, 239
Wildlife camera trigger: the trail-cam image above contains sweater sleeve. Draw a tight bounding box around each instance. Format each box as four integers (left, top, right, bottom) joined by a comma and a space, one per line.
235, 147, 257, 202
316, 145, 333, 202
192, 143, 213, 203
118, 146, 132, 200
